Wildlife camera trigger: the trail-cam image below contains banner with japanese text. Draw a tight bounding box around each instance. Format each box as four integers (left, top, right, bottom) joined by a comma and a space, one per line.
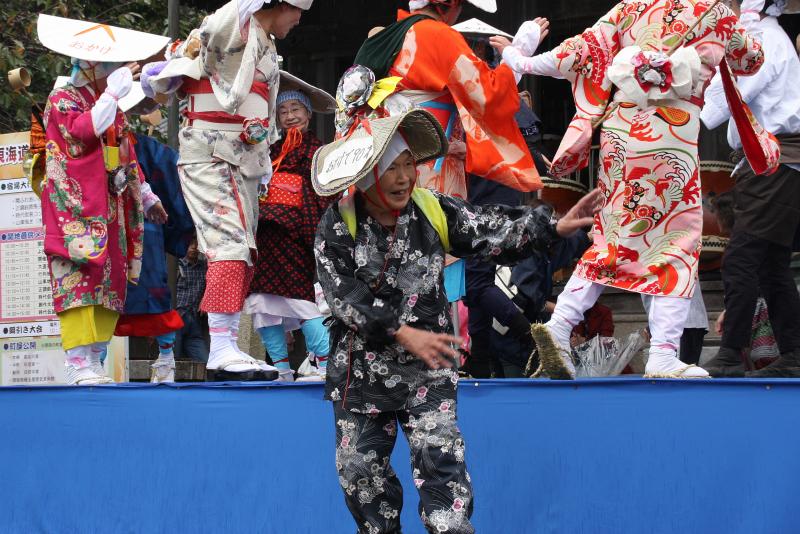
0, 132, 127, 384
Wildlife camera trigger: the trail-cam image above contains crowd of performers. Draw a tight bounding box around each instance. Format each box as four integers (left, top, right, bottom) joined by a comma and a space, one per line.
32, 0, 800, 532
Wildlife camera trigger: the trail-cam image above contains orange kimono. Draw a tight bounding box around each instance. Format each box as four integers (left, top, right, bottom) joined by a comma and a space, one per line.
388, 10, 540, 198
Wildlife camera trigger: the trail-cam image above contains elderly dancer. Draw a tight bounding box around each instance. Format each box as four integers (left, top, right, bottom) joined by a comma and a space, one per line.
143, 0, 313, 380
312, 110, 601, 533
701, 0, 800, 378
492, 0, 765, 379
244, 73, 337, 382
36, 15, 169, 385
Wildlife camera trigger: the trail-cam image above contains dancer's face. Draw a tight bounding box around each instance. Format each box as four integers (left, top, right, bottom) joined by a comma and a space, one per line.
267, 4, 303, 39
278, 99, 311, 131
365, 151, 417, 213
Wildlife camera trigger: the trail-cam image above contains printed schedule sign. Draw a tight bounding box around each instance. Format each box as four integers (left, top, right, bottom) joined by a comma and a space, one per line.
0, 229, 53, 322
0, 336, 65, 385
0, 132, 62, 384
0, 133, 53, 325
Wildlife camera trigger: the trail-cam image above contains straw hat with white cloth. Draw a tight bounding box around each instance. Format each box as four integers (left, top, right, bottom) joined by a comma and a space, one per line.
311, 109, 448, 196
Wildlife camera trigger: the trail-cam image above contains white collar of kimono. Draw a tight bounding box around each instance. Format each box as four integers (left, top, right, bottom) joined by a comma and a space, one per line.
740, 0, 787, 28
355, 133, 411, 192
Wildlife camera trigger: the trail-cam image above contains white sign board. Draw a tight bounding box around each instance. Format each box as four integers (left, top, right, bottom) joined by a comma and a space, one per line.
316, 137, 374, 186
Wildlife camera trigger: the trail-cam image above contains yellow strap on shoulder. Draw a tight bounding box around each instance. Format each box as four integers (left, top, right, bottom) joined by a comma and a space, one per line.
338, 188, 449, 252
411, 188, 450, 253
339, 193, 358, 241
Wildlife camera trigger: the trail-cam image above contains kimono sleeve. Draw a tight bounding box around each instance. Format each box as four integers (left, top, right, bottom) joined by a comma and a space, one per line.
399, 21, 538, 190
701, 22, 767, 129
724, 21, 765, 76
436, 193, 558, 265
315, 206, 402, 346
549, 3, 623, 85
45, 89, 101, 149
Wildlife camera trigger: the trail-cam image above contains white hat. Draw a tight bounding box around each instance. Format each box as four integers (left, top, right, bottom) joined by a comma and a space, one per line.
37, 14, 169, 62
467, 0, 497, 12
409, 0, 497, 14
279, 71, 336, 113
452, 18, 512, 38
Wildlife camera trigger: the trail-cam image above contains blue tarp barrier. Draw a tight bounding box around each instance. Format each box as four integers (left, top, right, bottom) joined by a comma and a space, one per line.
1, 378, 798, 533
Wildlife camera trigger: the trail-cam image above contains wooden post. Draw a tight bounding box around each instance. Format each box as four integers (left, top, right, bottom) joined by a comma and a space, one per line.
167, 0, 180, 149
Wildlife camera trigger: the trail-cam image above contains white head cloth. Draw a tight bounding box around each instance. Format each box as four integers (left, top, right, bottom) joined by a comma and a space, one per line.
356, 133, 411, 192
409, 0, 430, 9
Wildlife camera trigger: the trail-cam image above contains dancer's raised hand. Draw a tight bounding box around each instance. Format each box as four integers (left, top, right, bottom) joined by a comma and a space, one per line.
533, 17, 550, 41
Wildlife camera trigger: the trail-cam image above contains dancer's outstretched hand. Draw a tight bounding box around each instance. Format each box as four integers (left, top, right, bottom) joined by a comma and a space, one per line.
556, 188, 604, 237
490, 17, 550, 56
533, 17, 551, 41
124, 62, 142, 82
489, 35, 512, 55
395, 326, 461, 370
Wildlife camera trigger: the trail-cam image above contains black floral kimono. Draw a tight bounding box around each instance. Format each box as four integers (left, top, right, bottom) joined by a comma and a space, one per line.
316, 191, 557, 412
315, 191, 557, 534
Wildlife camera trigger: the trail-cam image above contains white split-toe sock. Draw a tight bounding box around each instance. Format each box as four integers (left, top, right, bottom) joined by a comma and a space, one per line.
645, 347, 710, 378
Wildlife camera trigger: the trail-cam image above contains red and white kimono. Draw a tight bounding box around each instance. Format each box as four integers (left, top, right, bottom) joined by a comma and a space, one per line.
507, 0, 764, 377
507, 0, 764, 298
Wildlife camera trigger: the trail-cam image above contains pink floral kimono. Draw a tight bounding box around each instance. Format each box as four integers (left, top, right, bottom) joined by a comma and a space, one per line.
541, 0, 764, 297
42, 84, 145, 314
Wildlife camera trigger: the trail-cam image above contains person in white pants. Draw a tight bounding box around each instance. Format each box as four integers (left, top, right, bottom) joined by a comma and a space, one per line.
535, 276, 706, 379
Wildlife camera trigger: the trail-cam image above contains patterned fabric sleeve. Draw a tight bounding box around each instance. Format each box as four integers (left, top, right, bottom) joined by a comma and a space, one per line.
139, 180, 161, 212
395, 20, 539, 191
315, 206, 402, 345
550, 3, 623, 85
45, 89, 101, 150
435, 193, 558, 265
723, 21, 765, 76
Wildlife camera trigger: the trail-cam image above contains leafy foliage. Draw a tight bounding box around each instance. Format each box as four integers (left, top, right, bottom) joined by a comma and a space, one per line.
0, 0, 205, 133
